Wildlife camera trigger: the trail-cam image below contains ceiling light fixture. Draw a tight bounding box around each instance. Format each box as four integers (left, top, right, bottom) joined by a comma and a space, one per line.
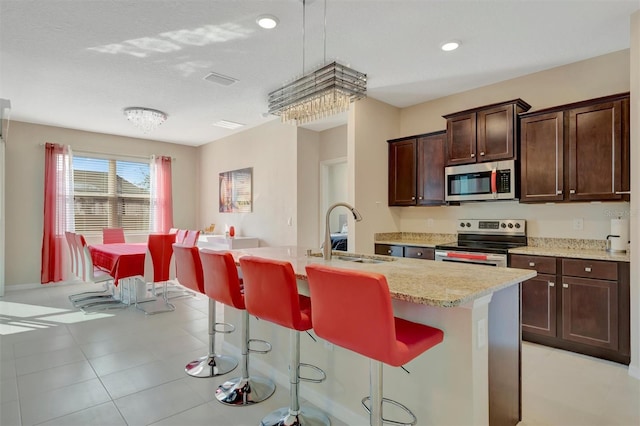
123, 107, 167, 134
441, 41, 460, 52
267, 0, 366, 125
256, 15, 279, 29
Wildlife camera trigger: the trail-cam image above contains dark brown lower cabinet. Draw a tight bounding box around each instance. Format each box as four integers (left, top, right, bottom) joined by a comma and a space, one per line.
374, 244, 434, 260
510, 254, 629, 364
562, 276, 618, 351
521, 273, 556, 337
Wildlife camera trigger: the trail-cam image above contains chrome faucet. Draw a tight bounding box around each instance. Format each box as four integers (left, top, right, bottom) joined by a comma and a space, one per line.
323, 202, 363, 260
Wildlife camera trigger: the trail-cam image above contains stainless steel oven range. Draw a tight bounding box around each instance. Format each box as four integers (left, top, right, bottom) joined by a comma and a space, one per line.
435, 219, 527, 267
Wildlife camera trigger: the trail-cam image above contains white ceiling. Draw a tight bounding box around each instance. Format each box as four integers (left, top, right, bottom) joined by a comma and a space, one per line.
1, 0, 638, 147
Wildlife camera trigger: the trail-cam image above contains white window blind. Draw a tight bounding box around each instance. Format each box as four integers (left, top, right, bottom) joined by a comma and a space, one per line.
73, 155, 150, 233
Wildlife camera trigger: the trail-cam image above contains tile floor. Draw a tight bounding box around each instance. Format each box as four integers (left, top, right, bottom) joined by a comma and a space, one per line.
1, 281, 639, 426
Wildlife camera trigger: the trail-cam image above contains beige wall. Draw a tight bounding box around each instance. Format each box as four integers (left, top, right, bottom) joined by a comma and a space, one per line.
4, 121, 198, 286
394, 50, 631, 240
350, 98, 401, 253
319, 125, 347, 160
197, 119, 298, 247
297, 128, 320, 248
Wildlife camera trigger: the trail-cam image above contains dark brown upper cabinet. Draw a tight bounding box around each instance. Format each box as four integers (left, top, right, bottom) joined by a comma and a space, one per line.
519, 93, 630, 203
388, 131, 446, 206
443, 99, 531, 166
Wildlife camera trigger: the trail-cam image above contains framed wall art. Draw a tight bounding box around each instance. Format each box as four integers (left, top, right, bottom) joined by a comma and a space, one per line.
219, 167, 253, 213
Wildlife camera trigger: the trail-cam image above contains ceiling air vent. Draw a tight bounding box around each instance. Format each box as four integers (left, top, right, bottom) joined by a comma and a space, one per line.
213, 120, 245, 130
203, 72, 238, 86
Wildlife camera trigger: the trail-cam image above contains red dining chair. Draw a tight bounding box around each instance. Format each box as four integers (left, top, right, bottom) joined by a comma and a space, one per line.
305, 264, 444, 426
64, 231, 78, 278
173, 245, 238, 378
239, 256, 328, 425
134, 233, 177, 314
175, 229, 188, 244
69, 234, 125, 312
199, 250, 275, 405
102, 227, 125, 244
183, 229, 200, 247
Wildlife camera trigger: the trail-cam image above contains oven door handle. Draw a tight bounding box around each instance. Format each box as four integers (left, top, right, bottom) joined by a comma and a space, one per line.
442, 252, 490, 261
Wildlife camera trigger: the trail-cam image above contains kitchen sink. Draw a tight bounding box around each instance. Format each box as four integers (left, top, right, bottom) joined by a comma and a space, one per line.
307, 251, 396, 263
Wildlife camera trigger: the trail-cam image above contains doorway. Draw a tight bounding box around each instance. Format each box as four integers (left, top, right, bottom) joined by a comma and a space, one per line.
320, 157, 347, 250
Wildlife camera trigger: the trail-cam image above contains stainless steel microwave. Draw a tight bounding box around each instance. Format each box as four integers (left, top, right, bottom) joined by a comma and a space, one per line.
445, 160, 516, 202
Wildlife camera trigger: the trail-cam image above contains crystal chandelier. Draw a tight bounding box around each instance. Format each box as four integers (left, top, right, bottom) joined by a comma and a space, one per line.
123, 107, 168, 134
267, 0, 366, 125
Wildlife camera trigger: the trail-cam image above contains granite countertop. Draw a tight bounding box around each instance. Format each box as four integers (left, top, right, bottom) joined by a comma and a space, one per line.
229, 246, 536, 308
374, 233, 631, 263
375, 232, 456, 248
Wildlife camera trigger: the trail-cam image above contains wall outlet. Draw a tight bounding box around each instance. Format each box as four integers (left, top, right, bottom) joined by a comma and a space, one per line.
572, 218, 584, 231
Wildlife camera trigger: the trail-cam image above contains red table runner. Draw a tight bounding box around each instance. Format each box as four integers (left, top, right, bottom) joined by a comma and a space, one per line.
89, 243, 147, 285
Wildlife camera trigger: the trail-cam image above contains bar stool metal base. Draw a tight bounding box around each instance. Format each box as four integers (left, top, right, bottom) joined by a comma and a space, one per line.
215, 376, 275, 406
260, 406, 331, 426
185, 354, 238, 378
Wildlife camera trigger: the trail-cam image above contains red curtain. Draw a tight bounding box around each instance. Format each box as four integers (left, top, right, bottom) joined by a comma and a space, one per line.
41, 143, 73, 283
150, 155, 174, 233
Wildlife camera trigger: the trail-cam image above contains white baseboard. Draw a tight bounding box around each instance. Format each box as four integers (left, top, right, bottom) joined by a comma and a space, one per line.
2, 279, 82, 293
221, 341, 367, 425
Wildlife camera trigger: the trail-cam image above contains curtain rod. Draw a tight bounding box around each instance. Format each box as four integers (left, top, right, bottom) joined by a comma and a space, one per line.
38, 143, 176, 160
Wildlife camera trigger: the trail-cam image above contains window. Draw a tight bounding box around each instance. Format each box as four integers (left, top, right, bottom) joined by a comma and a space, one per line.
72, 155, 150, 233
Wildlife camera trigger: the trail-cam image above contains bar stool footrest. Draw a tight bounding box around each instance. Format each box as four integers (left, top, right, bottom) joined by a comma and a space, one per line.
214, 322, 235, 334
298, 362, 327, 384
361, 396, 417, 426
260, 405, 331, 426
248, 338, 272, 354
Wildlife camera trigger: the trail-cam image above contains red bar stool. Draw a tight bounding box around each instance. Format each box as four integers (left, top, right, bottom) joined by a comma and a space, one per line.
240, 256, 330, 426
305, 264, 444, 426
199, 249, 276, 405
173, 244, 237, 378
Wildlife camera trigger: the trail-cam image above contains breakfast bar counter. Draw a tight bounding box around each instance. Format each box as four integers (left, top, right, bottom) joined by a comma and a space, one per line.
222, 246, 536, 425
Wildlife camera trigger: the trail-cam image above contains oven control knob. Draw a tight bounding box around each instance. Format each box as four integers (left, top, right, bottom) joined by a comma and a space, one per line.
501, 223, 507, 228
460, 223, 465, 228
515, 223, 521, 229
466, 222, 471, 228
508, 223, 514, 228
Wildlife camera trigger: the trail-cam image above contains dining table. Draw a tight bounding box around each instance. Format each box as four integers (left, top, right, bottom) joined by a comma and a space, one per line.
89, 243, 147, 285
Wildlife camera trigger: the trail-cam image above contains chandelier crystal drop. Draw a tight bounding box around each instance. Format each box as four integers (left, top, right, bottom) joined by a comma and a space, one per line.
268, 61, 366, 125
123, 107, 168, 134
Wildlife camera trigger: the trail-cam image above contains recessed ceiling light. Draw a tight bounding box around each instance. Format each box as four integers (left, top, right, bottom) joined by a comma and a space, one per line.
256, 15, 279, 29
441, 41, 460, 52
213, 120, 245, 130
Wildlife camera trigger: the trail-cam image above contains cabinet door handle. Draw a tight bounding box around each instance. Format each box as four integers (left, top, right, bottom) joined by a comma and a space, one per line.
418, 196, 423, 200
548, 281, 555, 287
387, 249, 392, 254
557, 190, 563, 195
416, 252, 422, 256
563, 283, 569, 288
470, 153, 475, 158
480, 151, 485, 156
615, 191, 631, 195
529, 262, 535, 267
585, 267, 592, 272
570, 189, 576, 194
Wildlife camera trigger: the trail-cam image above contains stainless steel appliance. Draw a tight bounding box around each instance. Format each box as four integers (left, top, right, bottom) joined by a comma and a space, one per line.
435, 219, 526, 267
445, 159, 516, 202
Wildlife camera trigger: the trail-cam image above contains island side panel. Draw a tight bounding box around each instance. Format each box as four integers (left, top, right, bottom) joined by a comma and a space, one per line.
488, 283, 522, 425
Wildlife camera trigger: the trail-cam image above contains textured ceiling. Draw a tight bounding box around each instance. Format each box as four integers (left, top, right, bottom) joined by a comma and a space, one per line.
1, 0, 638, 146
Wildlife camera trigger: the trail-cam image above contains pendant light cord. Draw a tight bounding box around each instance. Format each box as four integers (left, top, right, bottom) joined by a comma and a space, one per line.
323, 0, 327, 63
302, 0, 306, 75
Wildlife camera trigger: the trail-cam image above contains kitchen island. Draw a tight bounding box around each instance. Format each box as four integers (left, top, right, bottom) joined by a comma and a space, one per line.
222, 246, 536, 425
